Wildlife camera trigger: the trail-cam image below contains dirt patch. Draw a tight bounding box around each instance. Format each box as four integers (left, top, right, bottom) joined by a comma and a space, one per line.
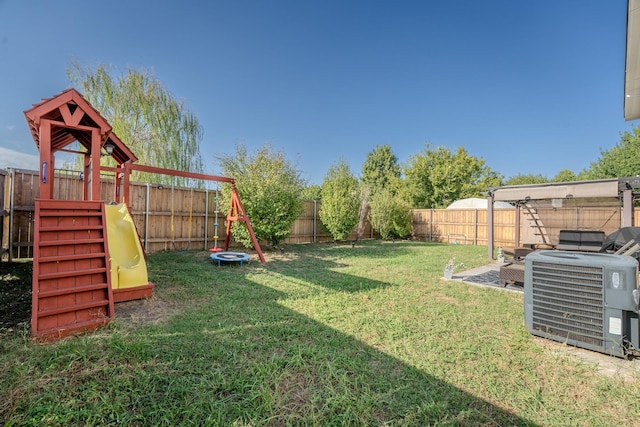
0, 261, 32, 333
114, 296, 179, 327
0, 260, 178, 334
0, 248, 278, 334
535, 336, 640, 379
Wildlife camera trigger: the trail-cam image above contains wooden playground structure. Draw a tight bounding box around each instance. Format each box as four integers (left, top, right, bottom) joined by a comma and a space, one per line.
25, 88, 264, 339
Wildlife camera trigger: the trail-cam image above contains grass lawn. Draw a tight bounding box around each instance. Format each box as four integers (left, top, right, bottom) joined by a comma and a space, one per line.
1, 240, 639, 426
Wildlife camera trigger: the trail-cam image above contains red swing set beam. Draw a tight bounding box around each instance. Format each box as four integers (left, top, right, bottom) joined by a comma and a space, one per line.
102, 162, 266, 264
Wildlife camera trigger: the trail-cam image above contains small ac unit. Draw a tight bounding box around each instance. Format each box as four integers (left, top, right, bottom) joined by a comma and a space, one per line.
524, 250, 640, 357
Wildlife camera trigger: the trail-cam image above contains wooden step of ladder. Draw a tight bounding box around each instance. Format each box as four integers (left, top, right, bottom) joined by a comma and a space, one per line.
31, 199, 114, 339
522, 203, 549, 245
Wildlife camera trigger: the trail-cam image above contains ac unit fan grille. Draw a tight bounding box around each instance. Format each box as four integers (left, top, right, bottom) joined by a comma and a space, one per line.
531, 261, 604, 348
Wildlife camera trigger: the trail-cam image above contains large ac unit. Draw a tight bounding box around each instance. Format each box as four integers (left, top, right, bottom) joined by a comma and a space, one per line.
524, 250, 640, 357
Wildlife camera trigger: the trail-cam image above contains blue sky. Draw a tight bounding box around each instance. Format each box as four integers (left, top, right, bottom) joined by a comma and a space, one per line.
0, 1, 636, 185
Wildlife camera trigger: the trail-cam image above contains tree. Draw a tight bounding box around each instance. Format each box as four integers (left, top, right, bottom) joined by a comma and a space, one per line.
217, 144, 305, 248
503, 173, 548, 186
552, 169, 578, 182
67, 61, 204, 185
360, 145, 403, 239
354, 184, 371, 241
300, 184, 322, 200
581, 125, 640, 179
368, 187, 413, 239
404, 145, 502, 208
361, 144, 401, 196
320, 160, 360, 241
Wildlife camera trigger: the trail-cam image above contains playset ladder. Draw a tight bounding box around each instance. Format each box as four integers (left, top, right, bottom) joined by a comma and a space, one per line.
31, 199, 114, 339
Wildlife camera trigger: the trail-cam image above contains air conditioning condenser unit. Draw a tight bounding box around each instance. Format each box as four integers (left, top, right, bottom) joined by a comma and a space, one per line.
524, 250, 640, 358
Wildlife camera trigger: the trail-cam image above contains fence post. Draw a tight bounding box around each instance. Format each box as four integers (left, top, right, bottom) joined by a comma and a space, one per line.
429, 209, 433, 241
474, 209, 478, 245
313, 199, 317, 243
7, 168, 15, 262
204, 188, 209, 249
144, 183, 150, 252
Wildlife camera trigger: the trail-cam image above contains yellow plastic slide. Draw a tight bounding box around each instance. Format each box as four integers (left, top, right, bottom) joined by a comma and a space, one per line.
105, 203, 153, 302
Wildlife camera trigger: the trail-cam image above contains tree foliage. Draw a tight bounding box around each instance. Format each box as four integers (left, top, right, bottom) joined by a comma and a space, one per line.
361, 144, 401, 196
503, 173, 548, 186
581, 125, 640, 179
67, 61, 204, 185
404, 145, 502, 208
217, 144, 305, 248
300, 184, 322, 200
355, 184, 371, 241
368, 187, 413, 239
551, 169, 578, 182
320, 160, 360, 241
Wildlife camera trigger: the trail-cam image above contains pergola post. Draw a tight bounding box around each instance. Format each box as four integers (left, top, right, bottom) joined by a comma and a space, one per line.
487, 193, 494, 259
514, 202, 521, 248
623, 189, 634, 227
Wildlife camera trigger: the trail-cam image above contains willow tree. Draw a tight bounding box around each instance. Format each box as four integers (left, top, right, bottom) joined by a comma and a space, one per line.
67, 61, 204, 185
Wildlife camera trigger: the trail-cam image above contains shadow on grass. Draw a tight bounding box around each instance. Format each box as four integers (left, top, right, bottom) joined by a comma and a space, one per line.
265, 255, 392, 294
1, 248, 536, 425
124, 269, 535, 425
264, 240, 451, 294
300, 239, 445, 260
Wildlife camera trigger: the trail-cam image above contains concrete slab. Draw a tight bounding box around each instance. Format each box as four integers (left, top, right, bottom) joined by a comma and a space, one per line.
445, 263, 523, 292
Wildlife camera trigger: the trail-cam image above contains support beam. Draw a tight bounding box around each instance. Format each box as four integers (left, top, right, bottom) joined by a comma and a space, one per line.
89, 129, 101, 200
59, 102, 85, 127
623, 189, 634, 227
224, 185, 265, 264
487, 194, 494, 259
115, 163, 266, 263
515, 202, 521, 248
39, 120, 53, 200
83, 152, 90, 200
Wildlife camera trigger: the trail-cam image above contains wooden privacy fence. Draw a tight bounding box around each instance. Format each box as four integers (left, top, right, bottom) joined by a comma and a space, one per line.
411, 206, 624, 251
1, 168, 372, 260
3, 168, 229, 258
0, 167, 633, 261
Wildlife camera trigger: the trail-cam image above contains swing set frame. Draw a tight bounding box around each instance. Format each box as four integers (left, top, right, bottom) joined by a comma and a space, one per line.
102, 162, 266, 264
24, 88, 264, 341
